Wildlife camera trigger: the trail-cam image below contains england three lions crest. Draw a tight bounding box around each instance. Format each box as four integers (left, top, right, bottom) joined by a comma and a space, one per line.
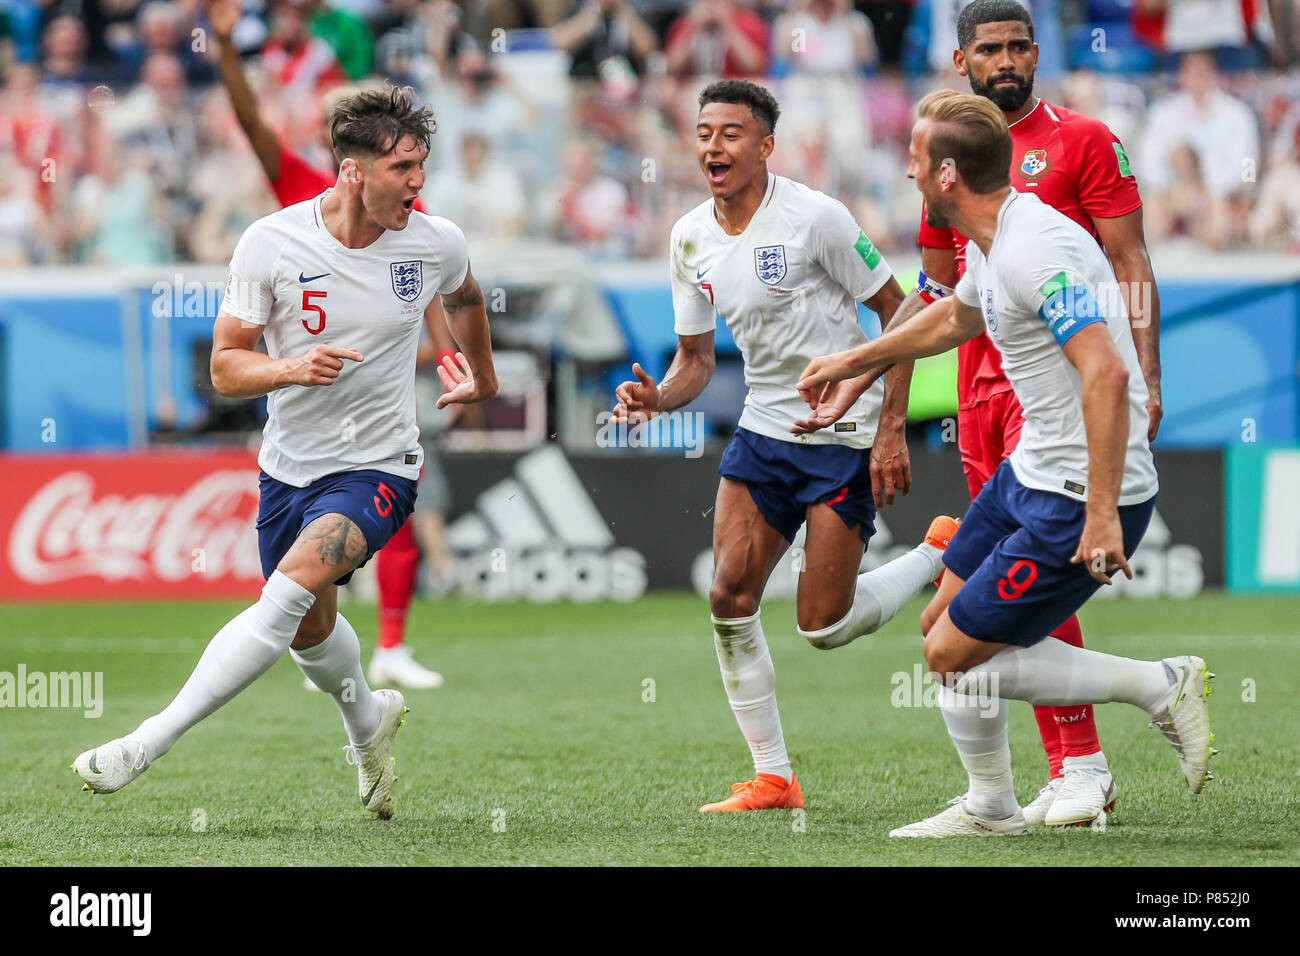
754, 245, 787, 286
391, 260, 423, 301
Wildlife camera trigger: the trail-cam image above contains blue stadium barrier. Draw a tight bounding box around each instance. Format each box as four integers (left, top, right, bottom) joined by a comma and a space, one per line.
0, 275, 1296, 452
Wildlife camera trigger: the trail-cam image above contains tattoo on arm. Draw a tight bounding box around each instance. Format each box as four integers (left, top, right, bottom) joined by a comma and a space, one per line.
442, 277, 484, 316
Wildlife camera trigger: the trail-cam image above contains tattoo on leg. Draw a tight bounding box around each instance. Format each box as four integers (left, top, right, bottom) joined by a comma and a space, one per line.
302, 515, 367, 570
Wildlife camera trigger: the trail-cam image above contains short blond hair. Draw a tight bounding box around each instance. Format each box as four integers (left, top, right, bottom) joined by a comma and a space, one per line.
916, 89, 1011, 194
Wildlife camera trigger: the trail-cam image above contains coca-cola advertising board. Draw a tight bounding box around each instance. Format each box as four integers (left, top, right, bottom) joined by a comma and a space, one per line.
0, 451, 264, 600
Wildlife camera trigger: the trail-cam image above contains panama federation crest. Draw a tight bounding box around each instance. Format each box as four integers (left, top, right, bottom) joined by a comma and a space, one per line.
390, 260, 423, 301
1019, 149, 1050, 180
754, 245, 787, 286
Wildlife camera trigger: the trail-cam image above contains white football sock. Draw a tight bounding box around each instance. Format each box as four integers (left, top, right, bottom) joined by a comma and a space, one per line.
1062, 751, 1110, 774
798, 544, 941, 650
938, 685, 1018, 820
713, 610, 791, 781
134, 571, 316, 760
291, 612, 382, 745
953, 638, 1174, 714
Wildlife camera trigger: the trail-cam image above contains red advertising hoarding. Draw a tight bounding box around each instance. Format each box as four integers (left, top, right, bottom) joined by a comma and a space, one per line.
0, 451, 264, 600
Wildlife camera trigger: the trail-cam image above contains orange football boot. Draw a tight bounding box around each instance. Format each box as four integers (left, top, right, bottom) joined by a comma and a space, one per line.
924, 515, 961, 587
699, 773, 803, 812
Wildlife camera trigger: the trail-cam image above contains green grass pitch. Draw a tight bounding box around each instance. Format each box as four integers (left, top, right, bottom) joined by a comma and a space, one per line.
1, 593, 1296, 866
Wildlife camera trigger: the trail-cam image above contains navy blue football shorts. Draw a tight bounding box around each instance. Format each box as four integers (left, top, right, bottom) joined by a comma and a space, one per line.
944, 459, 1155, 647
718, 427, 877, 544
256, 469, 418, 585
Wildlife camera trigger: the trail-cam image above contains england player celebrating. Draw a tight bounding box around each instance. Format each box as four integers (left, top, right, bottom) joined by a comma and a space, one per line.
613, 80, 958, 813
206, 0, 452, 691
902, 0, 1163, 829
799, 91, 1213, 837
73, 87, 497, 818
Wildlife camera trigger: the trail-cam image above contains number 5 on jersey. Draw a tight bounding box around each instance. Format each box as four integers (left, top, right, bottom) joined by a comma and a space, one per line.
302, 290, 327, 334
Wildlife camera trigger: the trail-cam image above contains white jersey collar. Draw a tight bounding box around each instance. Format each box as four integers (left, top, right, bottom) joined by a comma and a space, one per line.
992, 189, 1024, 247
709, 172, 776, 242
312, 189, 392, 253
1007, 98, 1044, 131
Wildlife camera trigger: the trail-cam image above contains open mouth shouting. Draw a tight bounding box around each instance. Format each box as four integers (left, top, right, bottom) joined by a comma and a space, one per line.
705, 160, 731, 187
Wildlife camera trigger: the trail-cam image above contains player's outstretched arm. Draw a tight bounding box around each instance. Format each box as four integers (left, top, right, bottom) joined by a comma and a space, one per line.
797, 294, 981, 402
612, 331, 715, 425
205, 0, 281, 182
1062, 323, 1132, 584
1094, 209, 1162, 440
210, 311, 363, 398
435, 266, 498, 409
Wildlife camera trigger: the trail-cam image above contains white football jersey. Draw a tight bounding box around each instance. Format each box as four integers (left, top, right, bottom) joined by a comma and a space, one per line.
670, 173, 894, 448
220, 192, 469, 487
955, 191, 1158, 505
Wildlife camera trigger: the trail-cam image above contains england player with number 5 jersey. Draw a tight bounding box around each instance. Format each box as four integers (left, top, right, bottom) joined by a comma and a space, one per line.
613, 81, 959, 814
799, 91, 1214, 837
74, 87, 498, 819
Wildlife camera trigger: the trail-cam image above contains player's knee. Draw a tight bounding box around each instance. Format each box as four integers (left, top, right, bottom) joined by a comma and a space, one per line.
920, 604, 940, 638
709, 584, 758, 621
922, 639, 960, 682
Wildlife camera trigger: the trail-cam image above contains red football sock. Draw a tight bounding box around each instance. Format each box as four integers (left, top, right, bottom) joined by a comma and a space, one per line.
1031, 615, 1088, 777
1033, 704, 1064, 779
375, 520, 419, 650
1048, 615, 1102, 759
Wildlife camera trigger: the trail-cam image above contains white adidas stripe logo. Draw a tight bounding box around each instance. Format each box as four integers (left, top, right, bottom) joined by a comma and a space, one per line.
447, 446, 646, 601
447, 445, 614, 552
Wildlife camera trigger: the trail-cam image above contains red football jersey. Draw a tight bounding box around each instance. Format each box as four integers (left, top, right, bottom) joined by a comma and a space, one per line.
269, 145, 429, 213
917, 99, 1142, 408
270, 145, 333, 207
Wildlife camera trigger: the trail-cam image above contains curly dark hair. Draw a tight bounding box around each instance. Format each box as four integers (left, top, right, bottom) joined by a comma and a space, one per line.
698, 80, 780, 135
329, 86, 437, 163
956, 0, 1035, 50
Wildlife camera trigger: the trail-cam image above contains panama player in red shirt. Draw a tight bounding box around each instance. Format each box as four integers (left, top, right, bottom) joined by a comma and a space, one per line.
898, 0, 1162, 827
207, 0, 451, 689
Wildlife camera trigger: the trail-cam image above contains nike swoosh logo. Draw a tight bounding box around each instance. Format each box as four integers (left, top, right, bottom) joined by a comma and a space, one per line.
1171, 664, 1192, 710
299, 272, 330, 283
88, 752, 100, 774
696, 268, 711, 280
362, 774, 382, 806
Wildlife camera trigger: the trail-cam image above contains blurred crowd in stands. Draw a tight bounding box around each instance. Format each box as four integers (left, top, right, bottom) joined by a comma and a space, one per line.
0, 0, 1297, 267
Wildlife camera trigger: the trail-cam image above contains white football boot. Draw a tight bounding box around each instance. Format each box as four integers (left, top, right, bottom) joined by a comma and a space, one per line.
368, 645, 444, 689
1044, 755, 1119, 826
889, 796, 1027, 838
72, 736, 150, 794
1021, 777, 1063, 826
1148, 655, 1216, 793
343, 688, 407, 819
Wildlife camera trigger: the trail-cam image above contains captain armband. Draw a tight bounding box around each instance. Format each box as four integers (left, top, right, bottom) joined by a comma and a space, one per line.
916, 271, 955, 304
